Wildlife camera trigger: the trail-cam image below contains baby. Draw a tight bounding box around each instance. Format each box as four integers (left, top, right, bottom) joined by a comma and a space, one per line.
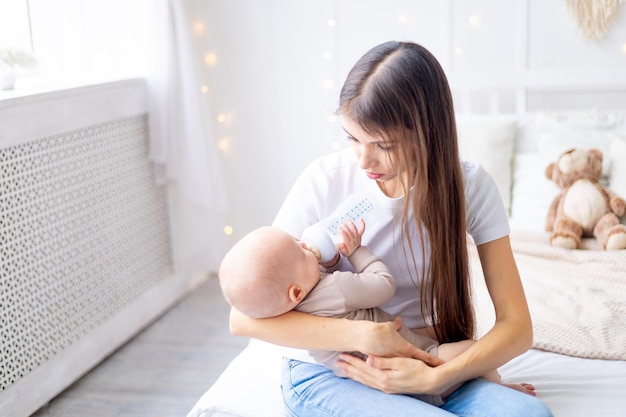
219, 220, 534, 404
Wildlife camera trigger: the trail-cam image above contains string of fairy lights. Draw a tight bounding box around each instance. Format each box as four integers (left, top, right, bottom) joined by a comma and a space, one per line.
187, 5, 482, 239
184, 3, 626, 239
191, 9, 347, 238
190, 5, 443, 239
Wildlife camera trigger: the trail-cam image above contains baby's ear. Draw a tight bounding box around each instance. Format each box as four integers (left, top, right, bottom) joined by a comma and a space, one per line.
288, 285, 306, 303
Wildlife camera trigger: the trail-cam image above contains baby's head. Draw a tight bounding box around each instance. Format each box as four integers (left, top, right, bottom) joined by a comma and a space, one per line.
219, 226, 321, 318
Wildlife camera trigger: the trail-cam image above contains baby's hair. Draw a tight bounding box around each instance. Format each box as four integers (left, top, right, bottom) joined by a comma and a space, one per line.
218, 227, 296, 318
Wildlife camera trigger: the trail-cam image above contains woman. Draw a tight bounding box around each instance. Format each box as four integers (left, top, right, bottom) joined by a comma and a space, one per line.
230, 41, 553, 417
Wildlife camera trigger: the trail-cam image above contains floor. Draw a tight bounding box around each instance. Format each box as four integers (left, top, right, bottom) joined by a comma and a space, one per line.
31, 277, 250, 417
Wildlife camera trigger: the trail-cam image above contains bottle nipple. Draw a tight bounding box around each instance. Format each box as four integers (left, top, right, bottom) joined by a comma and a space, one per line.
302, 240, 322, 261
301, 224, 337, 263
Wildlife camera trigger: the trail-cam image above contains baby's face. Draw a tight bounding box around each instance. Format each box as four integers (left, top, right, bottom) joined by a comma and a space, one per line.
286, 237, 321, 291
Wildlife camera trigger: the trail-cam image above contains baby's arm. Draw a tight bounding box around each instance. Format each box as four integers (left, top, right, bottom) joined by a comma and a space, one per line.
325, 219, 396, 310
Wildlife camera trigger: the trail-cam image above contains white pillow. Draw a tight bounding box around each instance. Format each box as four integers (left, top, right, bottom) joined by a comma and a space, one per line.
186, 339, 284, 417
609, 136, 626, 226
508, 153, 560, 233
457, 116, 517, 215
534, 111, 626, 177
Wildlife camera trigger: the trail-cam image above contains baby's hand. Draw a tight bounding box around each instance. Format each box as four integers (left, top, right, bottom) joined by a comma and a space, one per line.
337, 219, 365, 257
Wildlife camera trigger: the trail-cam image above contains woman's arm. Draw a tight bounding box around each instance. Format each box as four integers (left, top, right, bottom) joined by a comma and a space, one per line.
230, 308, 360, 351
432, 235, 532, 388
337, 236, 532, 395
230, 307, 441, 366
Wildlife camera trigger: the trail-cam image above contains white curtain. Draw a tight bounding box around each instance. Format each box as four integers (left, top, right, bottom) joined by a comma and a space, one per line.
146, 0, 230, 273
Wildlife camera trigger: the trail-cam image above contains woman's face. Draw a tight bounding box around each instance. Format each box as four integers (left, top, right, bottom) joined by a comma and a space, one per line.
343, 116, 404, 197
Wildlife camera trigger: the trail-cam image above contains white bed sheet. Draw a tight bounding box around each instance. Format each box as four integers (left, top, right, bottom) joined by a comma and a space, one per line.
500, 349, 626, 416
186, 339, 626, 417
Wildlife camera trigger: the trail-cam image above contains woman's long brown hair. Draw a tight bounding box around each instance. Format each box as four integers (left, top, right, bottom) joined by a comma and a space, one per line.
338, 41, 474, 343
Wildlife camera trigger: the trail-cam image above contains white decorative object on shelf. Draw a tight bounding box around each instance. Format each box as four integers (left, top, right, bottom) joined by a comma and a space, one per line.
565, 0, 626, 40
0, 48, 38, 90
0, 64, 16, 90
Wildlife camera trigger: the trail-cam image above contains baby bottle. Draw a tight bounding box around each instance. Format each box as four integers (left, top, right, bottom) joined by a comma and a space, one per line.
301, 191, 380, 263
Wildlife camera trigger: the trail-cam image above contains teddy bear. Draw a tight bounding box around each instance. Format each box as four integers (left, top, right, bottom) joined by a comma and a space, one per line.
545, 148, 626, 250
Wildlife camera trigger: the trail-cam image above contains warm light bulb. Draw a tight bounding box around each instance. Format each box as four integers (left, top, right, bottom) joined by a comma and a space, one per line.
201, 85, 209, 94
328, 115, 337, 123
331, 141, 341, 150
398, 13, 408, 24
455, 47, 463, 55
194, 22, 205, 34
224, 225, 233, 235
204, 52, 218, 66
468, 14, 480, 27
327, 19, 336, 27
217, 138, 231, 153
323, 51, 332, 59
217, 114, 227, 123
323, 78, 334, 90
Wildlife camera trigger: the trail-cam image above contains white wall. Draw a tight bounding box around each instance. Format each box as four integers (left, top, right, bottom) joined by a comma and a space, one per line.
184, 0, 626, 243
7, 0, 624, 246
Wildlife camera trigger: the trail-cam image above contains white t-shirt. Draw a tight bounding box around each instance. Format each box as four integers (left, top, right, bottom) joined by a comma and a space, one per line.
273, 148, 509, 330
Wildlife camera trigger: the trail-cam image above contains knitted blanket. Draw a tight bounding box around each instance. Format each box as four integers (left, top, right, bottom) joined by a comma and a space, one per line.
472, 232, 626, 360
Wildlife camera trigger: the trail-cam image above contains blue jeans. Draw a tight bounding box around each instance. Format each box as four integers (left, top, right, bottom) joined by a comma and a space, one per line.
281, 359, 554, 417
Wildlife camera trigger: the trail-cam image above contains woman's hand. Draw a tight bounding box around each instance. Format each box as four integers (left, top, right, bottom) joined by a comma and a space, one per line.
354, 317, 412, 356
337, 353, 443, 395
354, 318, 443, 367
339, 317, 446, 395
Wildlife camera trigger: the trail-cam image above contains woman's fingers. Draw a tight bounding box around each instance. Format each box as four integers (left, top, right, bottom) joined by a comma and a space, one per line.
337, 353, 392, 392
337, 354, 437, 395
409, 347, 445, 367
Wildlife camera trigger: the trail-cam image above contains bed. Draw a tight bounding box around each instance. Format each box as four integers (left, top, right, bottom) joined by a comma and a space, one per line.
187, 109, 626, 417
